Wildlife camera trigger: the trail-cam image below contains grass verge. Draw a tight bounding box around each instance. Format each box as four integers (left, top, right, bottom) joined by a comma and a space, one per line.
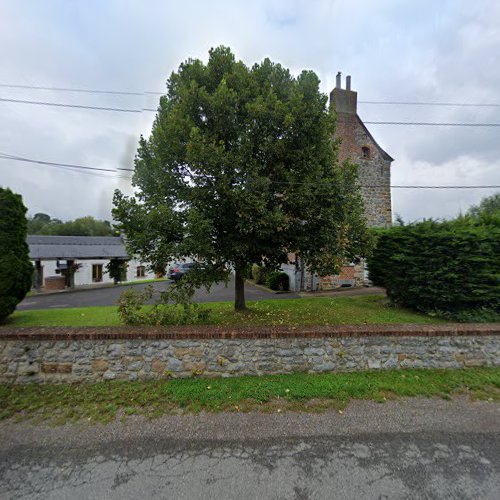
0, 368, 498, 424
7, 295, 446, 327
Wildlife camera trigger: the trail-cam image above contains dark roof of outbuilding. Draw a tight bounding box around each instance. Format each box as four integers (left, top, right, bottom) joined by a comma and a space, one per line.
27, 235, 129, 260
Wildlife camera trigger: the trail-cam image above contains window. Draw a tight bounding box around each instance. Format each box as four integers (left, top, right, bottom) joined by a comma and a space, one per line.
136, 265, 146, 278
92, 264, 103, 282
361, 146, 370, 159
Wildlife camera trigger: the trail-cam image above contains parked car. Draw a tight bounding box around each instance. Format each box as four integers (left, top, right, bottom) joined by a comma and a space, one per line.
167, 262, 195, 282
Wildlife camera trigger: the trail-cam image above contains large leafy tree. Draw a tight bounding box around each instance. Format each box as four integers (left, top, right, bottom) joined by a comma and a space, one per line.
0, 187, 33, 321
113, 47, 371, 310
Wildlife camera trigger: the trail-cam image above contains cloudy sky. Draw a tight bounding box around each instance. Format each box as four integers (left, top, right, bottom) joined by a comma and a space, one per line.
1, 0, 499, 223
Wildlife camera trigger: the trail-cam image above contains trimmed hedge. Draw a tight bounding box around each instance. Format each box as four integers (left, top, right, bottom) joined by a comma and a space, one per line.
251, 264, 269, 285
368, 219, 500, 316
266, 271, 290, 291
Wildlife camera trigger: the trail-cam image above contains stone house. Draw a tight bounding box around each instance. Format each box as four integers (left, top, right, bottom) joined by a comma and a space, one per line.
283, 73, 393, 291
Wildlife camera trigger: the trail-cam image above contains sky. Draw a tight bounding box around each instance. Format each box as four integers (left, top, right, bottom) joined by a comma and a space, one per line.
0, 0, 499, 223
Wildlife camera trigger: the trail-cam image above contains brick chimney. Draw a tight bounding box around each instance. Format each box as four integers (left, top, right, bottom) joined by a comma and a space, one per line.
330, 72, 357, 115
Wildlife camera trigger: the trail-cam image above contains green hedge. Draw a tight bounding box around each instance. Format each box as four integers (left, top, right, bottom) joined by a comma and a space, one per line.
368, 219, 500, 316
266, 271, 290, 291
251, 264, 269, 285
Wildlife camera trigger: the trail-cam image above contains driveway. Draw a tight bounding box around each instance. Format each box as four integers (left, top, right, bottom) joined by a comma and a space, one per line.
1, 397, 499, 499
18, 276, 300, 310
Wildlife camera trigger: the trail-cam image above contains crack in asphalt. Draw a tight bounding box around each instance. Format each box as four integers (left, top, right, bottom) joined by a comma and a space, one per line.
1, 432, 499, 499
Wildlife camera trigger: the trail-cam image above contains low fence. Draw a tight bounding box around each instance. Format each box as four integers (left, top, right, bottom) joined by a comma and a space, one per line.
0, 324, 499, 383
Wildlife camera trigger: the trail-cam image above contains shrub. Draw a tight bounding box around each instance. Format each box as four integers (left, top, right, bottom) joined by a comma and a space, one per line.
117, 284, 210, 325
0, 188, 33, 322
266, 271, 290, 291
105, 259, 128, 284
252, 264, 269, 285
368, 218, 500, 318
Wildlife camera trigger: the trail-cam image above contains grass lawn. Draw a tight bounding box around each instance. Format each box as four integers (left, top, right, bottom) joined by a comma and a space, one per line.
1, 368, 498, 423
5, 295, 447, 327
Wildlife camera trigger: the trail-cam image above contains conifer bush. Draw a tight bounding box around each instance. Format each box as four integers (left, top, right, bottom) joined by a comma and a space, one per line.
266, 271, 290, 291
0, 188, 33, 321
368, 219, 500, 319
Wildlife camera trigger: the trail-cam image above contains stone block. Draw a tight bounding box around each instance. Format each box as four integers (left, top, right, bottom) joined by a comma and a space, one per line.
151, 359, 166, 373
91, 359, 109, 372
175, 347, 204, 358
167, 358, 183, 372
103, 371, 116, 380
41, 363, 72, 374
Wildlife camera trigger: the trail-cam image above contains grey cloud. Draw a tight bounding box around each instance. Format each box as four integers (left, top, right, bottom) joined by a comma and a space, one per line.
0, 0, 499, 223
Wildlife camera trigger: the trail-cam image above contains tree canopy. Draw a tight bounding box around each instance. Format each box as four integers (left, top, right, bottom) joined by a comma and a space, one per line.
467, 192, 500, 222
27, 215, 115, 236
113, 46, 371, 310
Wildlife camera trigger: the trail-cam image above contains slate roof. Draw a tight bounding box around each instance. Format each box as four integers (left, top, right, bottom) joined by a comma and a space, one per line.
27, 235, 129, 260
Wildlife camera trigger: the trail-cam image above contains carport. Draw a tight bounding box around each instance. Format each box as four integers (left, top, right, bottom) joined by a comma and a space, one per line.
27, 235, 129, 290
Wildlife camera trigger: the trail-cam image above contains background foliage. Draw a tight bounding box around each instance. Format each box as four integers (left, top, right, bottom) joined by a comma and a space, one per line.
27, 214, 115, 236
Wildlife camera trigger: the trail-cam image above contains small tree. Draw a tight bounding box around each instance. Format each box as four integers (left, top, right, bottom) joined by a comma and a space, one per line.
105, 259, 128, 284
0, 187, 33, 321
113, 47, 371, 310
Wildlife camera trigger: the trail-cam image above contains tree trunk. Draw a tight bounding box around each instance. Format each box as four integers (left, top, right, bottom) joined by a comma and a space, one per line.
234, 267, 246, 311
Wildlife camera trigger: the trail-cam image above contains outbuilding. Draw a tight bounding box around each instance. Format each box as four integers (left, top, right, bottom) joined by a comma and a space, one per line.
27, 235, 155, 290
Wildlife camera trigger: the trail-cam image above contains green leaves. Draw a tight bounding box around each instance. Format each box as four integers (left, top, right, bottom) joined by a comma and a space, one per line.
113, 46, 371, 307
369, 219, 500, 317
0, 187, 33, 321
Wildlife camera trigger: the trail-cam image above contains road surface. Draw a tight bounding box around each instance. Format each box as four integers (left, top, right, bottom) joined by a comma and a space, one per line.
18, 277, 300, 310
1, 397, 498, 499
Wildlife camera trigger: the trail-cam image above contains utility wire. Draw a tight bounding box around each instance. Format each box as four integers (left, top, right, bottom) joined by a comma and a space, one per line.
0, 154, 121, 180
0, 97, 144, 113
2, 152, 499, 189
0, 151, 117, 173
365, 121, 500, 127
359, 100, 500, 107
1, 97, 499, 126
2, 83, 500, 108
0, 83, 162, 96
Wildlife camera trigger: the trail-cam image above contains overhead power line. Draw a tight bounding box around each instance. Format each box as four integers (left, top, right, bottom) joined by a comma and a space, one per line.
0, 152, 117, 172
0, 83, 163, 96
1, 151, 499, 189
0, 97, 145, 113
2, 82, 500, 108
1, 97, 499, 126
0, 152, 132, 181
365, 121, 500, 127
359, 100, 500, 107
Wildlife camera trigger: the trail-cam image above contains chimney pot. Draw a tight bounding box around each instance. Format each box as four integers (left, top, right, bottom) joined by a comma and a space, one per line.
336, 71, 342, 89
346, 75, 351, 91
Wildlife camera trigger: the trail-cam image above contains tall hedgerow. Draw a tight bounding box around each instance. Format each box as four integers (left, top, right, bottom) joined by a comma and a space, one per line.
368, 218, 500, 319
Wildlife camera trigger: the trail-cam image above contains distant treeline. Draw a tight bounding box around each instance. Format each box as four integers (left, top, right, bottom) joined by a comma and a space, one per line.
27, 213, 116, 236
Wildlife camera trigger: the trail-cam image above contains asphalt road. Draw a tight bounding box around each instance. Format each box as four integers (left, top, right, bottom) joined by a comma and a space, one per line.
1, 397, 498, 499
18, 277, 300, 310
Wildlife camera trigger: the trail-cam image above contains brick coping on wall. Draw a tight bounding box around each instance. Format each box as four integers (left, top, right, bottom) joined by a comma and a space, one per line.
0, 323, 499, 341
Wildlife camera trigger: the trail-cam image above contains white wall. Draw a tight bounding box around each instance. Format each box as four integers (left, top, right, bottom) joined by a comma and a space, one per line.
33, 258, 156, 287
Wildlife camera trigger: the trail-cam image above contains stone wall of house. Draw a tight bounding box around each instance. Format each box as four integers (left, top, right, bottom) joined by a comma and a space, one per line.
331, 79, 393, 229
319, 263, 365, 290
334, 112, 392, 228
1, 325, 498, 384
